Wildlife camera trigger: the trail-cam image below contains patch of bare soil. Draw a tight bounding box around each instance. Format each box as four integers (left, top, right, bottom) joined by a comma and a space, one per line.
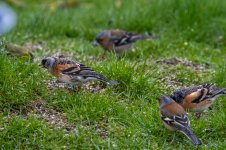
96, 125, 108, 139
156, 58, 210, 71
84, 82, 107, 93
158, 76, 183, 90
23, 40, 44, 52
34, 51, 75, 64
30, 99, 74, 133
43, 79, 106, 93
43, 80, 68, 90
48, 52, 74, 59
4, 99, 74, 133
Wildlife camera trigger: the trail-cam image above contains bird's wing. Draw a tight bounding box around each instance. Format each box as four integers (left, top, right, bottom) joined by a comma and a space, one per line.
171, 84, 207, 103
161, 101, 190, 129
110, 30, 137, 46
60, 61, 107, 80
59, 58, 118, 85
161, 110, 190, 130
56, 58, 81, 73
191, 83, 221, 103
60, 60, 94, 76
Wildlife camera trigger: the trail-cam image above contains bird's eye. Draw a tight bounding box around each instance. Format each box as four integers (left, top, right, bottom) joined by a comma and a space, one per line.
97, 38, 103, 42
41, 59, 47, 65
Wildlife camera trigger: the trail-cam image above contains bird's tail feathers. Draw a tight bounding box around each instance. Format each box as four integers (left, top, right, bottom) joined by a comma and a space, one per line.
96, 74, 119, 85
216, 88, 226, 95
203, 83, 215, 89
181, 128, 201, 146
221, 87, 226, 93
131, 34, 159, 42
207, 87, 226, 99
106, 80, 119, 85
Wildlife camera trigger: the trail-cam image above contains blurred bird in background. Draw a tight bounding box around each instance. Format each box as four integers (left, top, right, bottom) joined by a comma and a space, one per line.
0, 3, 31, 61
93, 29, 158, 55
2, 43, 34, 61
50, 0, 80, 11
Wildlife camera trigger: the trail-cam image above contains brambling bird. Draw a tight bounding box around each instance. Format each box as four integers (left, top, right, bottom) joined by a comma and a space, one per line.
4, 43, 34, 61
170, 83, 226, 114
158, 96, 201, 146
93, 29, 158, 54
40, 56, 119, 88
50, 0, 79, 11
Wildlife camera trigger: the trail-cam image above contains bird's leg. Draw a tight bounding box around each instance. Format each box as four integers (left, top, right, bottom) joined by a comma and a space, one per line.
76, 85, 82, 92
194, 112, 202, 119
66, 84, 82, 93
100, 50, 107, 59
72, 83, 83, 92
66, 84, 74, 91
56, 79, 64, 83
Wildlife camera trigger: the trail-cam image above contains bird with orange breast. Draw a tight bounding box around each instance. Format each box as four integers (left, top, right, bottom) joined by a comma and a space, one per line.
93, 29, 158, 55
170, 83, 226, 117
40, 56, 119, 89
158, 96, 201, 146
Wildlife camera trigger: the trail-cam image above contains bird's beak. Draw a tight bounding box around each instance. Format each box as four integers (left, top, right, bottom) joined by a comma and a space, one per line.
92, 40, 99, 47
39, 64, 44, 68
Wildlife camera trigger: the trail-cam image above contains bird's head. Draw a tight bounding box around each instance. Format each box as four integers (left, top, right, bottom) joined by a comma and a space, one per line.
40, 57, 57, 70
158, 96, 174, 106
93, 31, 111, 47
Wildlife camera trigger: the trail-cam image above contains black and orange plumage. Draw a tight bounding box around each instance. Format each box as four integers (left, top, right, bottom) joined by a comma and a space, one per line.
40, 56, 118, 87
158, 96, 201, 146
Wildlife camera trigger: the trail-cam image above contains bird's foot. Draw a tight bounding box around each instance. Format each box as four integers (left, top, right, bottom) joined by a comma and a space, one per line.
194, 112, 202, 119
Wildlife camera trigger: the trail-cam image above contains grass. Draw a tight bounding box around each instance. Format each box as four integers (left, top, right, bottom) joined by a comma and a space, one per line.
0, 0, 226, 149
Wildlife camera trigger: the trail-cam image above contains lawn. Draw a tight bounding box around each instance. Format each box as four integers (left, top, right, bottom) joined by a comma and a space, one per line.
0, 0, 226, 149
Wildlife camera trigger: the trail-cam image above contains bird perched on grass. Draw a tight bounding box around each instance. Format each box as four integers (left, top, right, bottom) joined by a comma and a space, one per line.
93, 29, 158, 55
170, 83, 226, 117
40, 56, 119, 88
158, 96, 201, 146
4, 43, 34, 61
49, 0, 80, 11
